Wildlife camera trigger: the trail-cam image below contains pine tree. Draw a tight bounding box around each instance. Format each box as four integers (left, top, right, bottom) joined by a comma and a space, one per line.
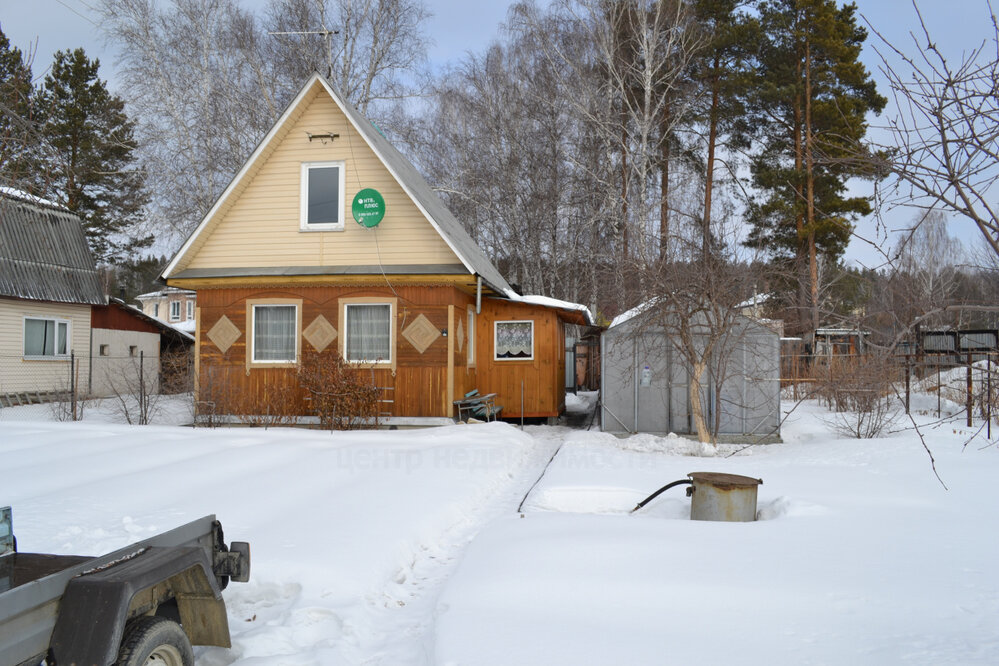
38, 48, 150, 265
690, 0, 756, 259
0, 28, 42, 191
745, 0, 884, 335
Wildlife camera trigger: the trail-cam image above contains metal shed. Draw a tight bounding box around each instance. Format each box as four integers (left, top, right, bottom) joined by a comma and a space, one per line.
600, 308, 780, 440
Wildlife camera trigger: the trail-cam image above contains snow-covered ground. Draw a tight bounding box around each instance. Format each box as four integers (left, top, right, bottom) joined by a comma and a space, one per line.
2, 391, 997, 664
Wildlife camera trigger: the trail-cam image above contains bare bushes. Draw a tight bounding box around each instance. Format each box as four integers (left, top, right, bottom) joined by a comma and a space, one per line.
297, 349, 380, 431
196, 350, 380, 430
816, 354, 902, 439
196, 358, 299, 428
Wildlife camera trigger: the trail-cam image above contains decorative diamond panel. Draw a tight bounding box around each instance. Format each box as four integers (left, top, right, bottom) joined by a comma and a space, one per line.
402, 314, 440, 354
457, 318, 465, 353
207, 315, 241, 353
303, 315, 337, 352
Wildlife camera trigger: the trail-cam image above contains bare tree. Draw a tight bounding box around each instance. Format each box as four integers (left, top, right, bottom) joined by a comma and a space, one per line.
264, 0, 431, 116
98, 0, 431, 242
869, 1, 999, 259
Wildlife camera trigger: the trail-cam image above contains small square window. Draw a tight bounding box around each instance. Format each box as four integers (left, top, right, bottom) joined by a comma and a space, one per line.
99, 344, 110, 356
495, 320, 534, 361
301, 161, 345, 230
23, 317, 70, 358
129, 345, 138, 357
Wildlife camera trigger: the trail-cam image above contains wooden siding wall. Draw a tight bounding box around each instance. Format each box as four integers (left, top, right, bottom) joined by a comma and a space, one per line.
473, 298, 566, 418
198, 284, 472, 418
181, 86, 460, 273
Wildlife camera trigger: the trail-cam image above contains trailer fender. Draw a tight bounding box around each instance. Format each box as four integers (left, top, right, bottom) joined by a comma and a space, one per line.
48, 546, 230, 666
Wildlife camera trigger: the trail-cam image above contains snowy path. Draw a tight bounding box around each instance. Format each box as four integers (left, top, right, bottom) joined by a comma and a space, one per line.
336, 426, 565, 665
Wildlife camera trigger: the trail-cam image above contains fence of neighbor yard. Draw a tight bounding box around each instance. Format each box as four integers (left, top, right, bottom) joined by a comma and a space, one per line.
0, 350, 193, 419
781, 349, 999, 434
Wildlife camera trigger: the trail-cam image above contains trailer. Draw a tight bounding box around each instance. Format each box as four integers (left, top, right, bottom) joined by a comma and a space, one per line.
0, 506, 250, 666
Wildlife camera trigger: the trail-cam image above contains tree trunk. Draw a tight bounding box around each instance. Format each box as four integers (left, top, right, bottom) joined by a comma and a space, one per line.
703, 61, 720, 262
689, 358, 714, 445
804, 37, 819, 333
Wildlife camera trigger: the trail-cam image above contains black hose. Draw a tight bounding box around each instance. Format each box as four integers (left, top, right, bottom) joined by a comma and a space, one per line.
630, 479, 693, 514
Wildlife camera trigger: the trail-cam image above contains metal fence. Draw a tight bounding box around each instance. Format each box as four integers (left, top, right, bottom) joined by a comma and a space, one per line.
781, 350, 999, 433
0, 350, 193, 418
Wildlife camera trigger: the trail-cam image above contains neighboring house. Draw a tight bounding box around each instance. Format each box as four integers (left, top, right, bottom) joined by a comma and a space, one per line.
162, 73, 591, 423
0, 190, 105, 402
136, 287, 197, 333
90, 298, 195, 398
600, 303, 780, 440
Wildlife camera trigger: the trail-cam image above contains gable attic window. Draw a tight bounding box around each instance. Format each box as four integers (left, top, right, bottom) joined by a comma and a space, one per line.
301, 161, 345, 230
24, 317, 70, 359
250, 302, 299, 364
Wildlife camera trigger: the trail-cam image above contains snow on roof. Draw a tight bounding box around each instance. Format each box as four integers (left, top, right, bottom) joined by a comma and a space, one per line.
609, 298, 659, 329
506, 291, 594, 325
0, 186, 66, 210
135, 287, 196, 300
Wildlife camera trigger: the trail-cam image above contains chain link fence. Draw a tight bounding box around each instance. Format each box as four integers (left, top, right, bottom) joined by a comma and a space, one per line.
0, 349, 193, 422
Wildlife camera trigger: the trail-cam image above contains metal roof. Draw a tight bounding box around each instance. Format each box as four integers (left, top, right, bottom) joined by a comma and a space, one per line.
0, 193, 105, 305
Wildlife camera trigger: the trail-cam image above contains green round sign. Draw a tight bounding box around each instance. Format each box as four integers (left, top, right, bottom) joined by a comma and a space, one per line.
352, 188, 386, 227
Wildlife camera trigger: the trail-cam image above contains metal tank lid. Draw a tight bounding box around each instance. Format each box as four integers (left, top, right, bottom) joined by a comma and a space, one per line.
688, 472, 762, 488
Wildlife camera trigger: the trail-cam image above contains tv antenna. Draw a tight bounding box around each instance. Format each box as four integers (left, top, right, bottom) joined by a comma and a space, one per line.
268, 26, 340, 79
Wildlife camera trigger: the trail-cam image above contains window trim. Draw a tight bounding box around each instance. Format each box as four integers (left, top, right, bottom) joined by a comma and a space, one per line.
23, 316, 71, 360
494, 319, 534, 361
338, 296, 396, 370
169, 301, 181, 321
300, 160, 346, 231
186, 300, 195, 320
246, 298, 302, 369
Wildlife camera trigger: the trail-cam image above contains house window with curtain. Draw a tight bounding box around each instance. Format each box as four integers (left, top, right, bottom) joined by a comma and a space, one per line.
494, 320, 534, 360
344, 303, 392, 363
301, 161, 345, 230
186, 300, 195, 320
251, 304, 298, 363
24, 317, 70, 358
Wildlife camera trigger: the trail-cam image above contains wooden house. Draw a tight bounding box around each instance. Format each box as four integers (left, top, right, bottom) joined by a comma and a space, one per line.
162, 74, 591, 424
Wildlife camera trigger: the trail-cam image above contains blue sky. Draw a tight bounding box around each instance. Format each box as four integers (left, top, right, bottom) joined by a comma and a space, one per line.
1, 0, 992, 266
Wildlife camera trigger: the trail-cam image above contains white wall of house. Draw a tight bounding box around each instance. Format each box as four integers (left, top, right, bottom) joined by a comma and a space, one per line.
89, 329, 161, 398
0, 298, 92, 395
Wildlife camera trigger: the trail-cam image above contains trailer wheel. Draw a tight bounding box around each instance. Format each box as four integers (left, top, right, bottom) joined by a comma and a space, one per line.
114, 616, 194, 666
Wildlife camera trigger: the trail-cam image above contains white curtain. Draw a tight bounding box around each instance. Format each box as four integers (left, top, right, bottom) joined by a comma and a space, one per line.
254, 305, 296, 361
346, 304, 391, 361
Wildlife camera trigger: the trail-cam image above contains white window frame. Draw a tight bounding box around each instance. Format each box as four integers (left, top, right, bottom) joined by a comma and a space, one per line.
23, 316, 71, 360
300, 161, 346, 231
250, 303, 299, 365
153, 303, 159, 318
169, 301, 181, 321
467, 306, 476, 366
494, 320, 534, 361
343, 302, 394, 364
186, 300, 195, 320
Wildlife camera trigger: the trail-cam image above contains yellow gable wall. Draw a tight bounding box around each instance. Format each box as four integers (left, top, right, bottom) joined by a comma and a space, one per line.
183, 85, 462, 271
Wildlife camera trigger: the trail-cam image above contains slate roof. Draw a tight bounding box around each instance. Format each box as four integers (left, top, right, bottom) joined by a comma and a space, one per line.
0, 191, 105, 305
162, 74, 513, 294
